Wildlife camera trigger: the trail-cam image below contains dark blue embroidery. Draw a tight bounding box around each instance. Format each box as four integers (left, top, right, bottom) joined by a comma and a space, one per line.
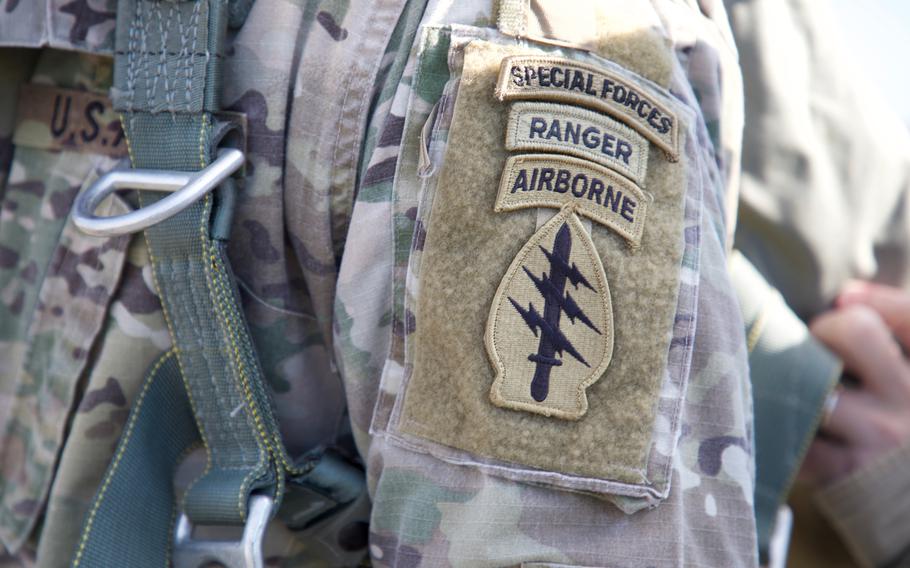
508, 167, 639, 225
526, 116, 634, 165
508, 222, 602, 402
509, 64, 674, 135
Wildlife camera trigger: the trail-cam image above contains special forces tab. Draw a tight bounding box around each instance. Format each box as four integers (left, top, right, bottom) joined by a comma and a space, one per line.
496, 54, 680, 160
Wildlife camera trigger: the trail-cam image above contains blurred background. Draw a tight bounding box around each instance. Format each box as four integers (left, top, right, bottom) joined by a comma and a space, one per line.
831, 0, 910, 123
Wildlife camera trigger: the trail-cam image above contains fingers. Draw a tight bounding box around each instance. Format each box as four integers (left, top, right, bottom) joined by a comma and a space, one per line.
838, 280, 910, 349
800, 437, 853, 485
810, 304, 910, 402
818, 388, 886, 446
802, 282, 910, 487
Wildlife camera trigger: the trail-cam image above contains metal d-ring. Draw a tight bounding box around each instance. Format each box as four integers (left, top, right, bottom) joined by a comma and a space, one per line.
72, 147, 245, 237
172, 494, 273, 568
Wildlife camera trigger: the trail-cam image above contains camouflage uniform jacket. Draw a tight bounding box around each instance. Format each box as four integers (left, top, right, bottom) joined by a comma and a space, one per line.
0, 0, 757, 566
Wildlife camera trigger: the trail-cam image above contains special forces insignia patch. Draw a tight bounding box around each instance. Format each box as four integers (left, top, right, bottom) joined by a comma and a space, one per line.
484, 52, 671, 419
486, 207, 614, 420
392, 39, 692, 498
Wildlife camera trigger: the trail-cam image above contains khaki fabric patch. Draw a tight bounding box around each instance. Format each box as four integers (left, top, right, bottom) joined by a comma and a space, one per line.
505, 101, 649, 184
495, 55, 679, 160
13, 84, 126, 157
398, 40, 688, 487
496, 154, 649, 246
487, 207, 613, 420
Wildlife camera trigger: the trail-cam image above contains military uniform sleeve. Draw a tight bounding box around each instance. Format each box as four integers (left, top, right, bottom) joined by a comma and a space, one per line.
814, 441, 910, 568
338, 1, 761, 566
0, 0, 762, 566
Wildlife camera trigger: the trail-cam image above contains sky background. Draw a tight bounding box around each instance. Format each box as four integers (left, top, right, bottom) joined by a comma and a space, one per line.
830, 0, 910, 123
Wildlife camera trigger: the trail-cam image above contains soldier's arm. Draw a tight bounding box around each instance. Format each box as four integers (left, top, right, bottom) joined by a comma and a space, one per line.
726, 0, 910, 566
802, 283, 910, 568
357, 1, 759, 566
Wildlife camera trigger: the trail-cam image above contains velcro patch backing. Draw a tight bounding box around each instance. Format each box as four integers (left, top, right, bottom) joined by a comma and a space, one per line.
496, 154, 649, 246
13, 84, 126, 157
397, 39, 689, 491
495, 55, 679, 160
505, 101, 649, 184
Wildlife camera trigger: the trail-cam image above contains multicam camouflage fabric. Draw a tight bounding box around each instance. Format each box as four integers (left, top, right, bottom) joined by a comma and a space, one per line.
0, 50, 169, 566
353, 5, 756, 564
0, 0, 414, 565
0, 0, 117, 54
1, 0, 757, 566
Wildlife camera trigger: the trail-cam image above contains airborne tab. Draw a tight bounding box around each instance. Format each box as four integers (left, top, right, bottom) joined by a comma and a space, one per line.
496, 153, 650, 246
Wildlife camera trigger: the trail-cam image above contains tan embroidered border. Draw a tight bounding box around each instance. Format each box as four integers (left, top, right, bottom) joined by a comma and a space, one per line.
505, 101, 649, 185
495, 55, 679, 160
486, 207, 614, 420
496, 153, 650, 245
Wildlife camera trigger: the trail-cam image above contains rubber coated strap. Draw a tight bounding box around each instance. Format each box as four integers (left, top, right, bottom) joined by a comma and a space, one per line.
73, 1, 296, 565
729, 251, 842, 564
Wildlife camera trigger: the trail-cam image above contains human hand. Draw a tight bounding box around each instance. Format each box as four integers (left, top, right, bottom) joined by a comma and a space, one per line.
800, 282, 910, 485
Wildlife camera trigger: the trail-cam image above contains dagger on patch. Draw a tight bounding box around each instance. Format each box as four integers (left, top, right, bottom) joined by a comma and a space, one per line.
508, 222, 602, 402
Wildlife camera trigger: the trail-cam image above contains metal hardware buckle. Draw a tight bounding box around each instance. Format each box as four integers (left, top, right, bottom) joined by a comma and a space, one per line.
172, 494, 273, 568
72, 148, 244, 237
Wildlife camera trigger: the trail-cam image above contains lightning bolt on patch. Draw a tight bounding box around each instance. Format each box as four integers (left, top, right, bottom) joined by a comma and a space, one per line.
486, 207, 614, 419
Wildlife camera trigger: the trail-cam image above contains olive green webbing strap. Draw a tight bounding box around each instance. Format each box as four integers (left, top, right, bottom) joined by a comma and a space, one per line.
72, 351, 200, 566
127, 111, 295, 526
730, 252, 842, 563
72, 1, 298, 565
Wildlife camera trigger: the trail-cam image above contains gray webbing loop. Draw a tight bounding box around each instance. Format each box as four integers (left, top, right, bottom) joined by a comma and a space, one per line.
73, 1, 306, 566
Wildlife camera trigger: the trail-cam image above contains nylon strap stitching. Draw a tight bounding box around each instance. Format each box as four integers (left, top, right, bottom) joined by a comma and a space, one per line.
121, 0, 282, 522
72, 349, 178, 567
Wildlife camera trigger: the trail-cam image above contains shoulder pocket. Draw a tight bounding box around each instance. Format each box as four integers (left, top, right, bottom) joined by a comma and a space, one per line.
371, 25, 703, 513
